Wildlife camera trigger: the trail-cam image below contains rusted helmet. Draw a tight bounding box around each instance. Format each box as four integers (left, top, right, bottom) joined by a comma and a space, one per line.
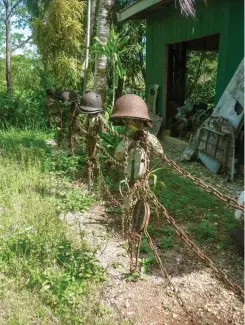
46, 87, 56, 96
110, 94, 152, 127
80, 90, 102, 114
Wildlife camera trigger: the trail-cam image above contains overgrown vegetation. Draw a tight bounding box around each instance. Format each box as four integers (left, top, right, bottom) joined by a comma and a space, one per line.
152, 165, 239, 249
0, 0, 240, 321
0, 129, 126, 324
185, 50, 218, 107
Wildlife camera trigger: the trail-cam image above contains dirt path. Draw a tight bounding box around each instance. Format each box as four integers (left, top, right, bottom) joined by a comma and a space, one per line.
64, 202, 244, 325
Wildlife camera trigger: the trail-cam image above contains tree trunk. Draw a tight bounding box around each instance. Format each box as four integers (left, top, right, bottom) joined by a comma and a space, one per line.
85, 0, 91, 70
112, 59, 116, 106
93, 0, 114, 104
90, 0, 98, 45
5, 0, 12, 93
83, 0, 91, 92
115, 77, 124, 101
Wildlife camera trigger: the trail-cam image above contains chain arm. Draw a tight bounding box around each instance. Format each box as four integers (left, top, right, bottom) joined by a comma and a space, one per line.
147, 142, 244, 212
144, 229, 196, 325
147, 188, 244, 300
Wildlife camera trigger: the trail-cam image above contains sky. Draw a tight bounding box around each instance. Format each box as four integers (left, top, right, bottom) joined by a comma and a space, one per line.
12, 17, 34, 55
13, 28, 33, 55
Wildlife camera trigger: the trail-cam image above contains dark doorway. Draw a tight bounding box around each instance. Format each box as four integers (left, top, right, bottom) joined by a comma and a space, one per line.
165, 33, 220, 140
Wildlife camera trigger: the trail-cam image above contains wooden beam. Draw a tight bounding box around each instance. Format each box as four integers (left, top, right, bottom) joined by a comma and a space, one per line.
117, 0, 169, 22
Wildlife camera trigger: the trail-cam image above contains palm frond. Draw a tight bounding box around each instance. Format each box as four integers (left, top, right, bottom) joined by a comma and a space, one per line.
177, 0, 207, 17
178, 0, 195, 17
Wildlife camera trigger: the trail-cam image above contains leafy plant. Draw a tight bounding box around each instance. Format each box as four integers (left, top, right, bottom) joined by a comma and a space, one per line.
147, 225, 162, 238
140, 236, 151, 254
190, 220, 215, 241
32, 0, 85, 89
149, 167, 166, 190
159, 235, 174, 249
90, 26, 134, 106
140, 255, 156, 275
162, 225, 174, 236
185, 50, 218, 107
59, 187, 95, 213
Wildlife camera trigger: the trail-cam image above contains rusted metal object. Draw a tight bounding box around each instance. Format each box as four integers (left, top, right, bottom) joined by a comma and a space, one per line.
182, 59, 244, 178
230, 191, 244, 254
80, 90, 102, 114
46, 87, 79, 150
110, 94, 152, 127
197, 116, 236, 180
132, 200, 150, 233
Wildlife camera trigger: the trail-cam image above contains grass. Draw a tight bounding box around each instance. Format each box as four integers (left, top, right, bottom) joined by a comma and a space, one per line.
0, 127, 240, 323
0, 128, 128, 325
151, 164, 240, 250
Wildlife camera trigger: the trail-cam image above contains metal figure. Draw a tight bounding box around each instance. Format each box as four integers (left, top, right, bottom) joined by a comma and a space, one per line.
79, 90, 104, 189
45, 87, 79, 150
110, 94, 163, 273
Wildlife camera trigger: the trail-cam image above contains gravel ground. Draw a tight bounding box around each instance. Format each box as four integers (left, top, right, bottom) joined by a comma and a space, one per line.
62, 203, 244, 325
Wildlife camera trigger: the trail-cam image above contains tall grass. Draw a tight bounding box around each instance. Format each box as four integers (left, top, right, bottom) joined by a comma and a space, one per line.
0, 129, 126, 325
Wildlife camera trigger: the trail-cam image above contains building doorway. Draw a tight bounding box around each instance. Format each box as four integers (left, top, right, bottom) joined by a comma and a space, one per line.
165, 33, 220, 141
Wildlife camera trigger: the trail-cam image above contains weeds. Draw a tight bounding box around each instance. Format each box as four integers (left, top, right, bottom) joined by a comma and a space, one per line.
189, 220, 215, 242
152, 165, 238, 248
0, 129, 126, 325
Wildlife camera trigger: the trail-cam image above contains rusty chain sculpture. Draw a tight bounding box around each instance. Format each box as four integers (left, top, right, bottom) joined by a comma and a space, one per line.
100, 115, 244, 212
72, 93, 243, 324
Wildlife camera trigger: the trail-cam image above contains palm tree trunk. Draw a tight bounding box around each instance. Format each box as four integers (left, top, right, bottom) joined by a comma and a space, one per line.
83, 0, 92, 91
85, 0, 91, 70
90, 0, 98, 37
93, 0, 114, 103
112, 59, 116, 106
115, 77, 124, 101
5, 0, 12, 93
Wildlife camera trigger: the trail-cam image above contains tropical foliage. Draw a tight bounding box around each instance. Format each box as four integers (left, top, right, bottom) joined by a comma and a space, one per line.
185, 50, 218, 107
90, 26, 133, 105
32, 0, 85, 89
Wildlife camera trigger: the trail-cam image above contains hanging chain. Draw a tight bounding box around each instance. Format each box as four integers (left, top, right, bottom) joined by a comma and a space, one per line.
94, 156, 121, 207
75, 117, 244, 305
122, 134, 131, 238
95, 134, 124, 169
99, 115, 126, 139
147, 143, 244, 212
147, 188, 244, 300
144, 228, 196, 325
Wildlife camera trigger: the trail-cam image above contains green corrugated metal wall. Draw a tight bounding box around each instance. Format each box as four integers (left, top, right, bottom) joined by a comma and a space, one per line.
146, 0, 244, 117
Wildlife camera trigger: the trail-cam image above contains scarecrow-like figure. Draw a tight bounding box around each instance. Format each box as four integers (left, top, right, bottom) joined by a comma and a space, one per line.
109, 94, 163, 272
46, 87, 79, 149
80, 90, 104, 187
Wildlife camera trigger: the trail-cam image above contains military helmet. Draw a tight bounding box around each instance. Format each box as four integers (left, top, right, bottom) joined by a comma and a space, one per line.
109, 94, 152, 127
46, 87, 56, 96
80, 90, 102, 114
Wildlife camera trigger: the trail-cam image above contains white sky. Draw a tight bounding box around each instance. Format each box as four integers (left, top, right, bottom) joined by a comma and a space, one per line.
12, 19, 34, 55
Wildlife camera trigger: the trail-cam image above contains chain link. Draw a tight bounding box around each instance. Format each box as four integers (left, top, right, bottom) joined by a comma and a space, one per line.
95, 134, 125, 169
147, 143, 244, 212
144, 228, 196, 324
94, 156, 122, 207
99, 115, 126, 140
76, 117, 244, 309
147, 188, 244, 300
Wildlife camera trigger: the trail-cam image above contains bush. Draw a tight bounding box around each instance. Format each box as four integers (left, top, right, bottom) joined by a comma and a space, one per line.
0, 89, 47, 128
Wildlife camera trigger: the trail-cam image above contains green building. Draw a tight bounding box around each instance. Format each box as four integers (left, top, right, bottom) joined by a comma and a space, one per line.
118, 0, 244, 126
